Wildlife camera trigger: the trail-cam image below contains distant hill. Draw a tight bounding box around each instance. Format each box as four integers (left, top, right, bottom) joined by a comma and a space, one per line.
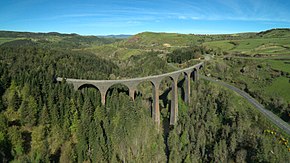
99, 34, 132, 39
0, 30, 122, 48
0, 30, 79, 38
1, 28, 290, 52
121, 32, 198, 49
120, 31, 255, 49
257, 28, 290, 38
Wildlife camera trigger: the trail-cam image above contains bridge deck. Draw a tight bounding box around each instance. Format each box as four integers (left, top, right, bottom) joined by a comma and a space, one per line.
56, 62, 203, 84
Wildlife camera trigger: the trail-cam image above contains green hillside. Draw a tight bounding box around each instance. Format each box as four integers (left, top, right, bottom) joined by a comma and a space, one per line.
204, 57, 290, 121
257, 28, 290, 38
0, 30, 122, 48
120, 32, 198, 49
203, 28, 290, 56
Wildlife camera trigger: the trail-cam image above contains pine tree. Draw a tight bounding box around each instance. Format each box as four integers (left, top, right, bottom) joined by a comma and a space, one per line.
39, 104, 50, 126
30, 125, 50, 162
19, 96, 37, 127
5, 81, 20, 111
7, 126, 24, 158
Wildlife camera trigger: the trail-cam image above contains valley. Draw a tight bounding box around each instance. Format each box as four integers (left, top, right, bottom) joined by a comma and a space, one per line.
0, 29, 290, 162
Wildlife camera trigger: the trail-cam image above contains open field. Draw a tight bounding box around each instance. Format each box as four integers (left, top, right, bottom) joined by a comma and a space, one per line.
204, 37, 290, 55
0, 37, 19, 45
265, 77, 290, 102
265, 60, 290, 73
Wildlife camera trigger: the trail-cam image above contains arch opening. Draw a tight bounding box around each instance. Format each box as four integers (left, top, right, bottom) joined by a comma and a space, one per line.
136, 80, 160, 125
136, 80, 154, 101
159, 75, 180, 126
78, 83, 99, 90
78, 84, 102, 107
159, 76, 175, 110
177, 72, 189, 103
191, 68, 198, 81
106, 83, 131, 103
199, 64, 204, 70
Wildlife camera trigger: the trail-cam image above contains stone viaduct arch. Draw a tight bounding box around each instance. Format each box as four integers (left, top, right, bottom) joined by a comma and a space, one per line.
57, 62, 204, 125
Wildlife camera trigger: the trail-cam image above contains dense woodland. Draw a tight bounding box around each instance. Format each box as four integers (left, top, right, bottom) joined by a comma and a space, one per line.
0, 31, 289, 162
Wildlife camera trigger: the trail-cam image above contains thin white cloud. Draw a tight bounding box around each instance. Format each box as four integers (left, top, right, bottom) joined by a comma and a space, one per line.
165, 0, 290, 23
178, 16, 187, 20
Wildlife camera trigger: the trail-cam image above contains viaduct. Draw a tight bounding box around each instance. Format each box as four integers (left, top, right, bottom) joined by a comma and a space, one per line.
57, 62, 204, 126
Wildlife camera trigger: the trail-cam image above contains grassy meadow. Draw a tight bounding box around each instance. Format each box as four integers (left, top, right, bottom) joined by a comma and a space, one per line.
203, 37, 290, 55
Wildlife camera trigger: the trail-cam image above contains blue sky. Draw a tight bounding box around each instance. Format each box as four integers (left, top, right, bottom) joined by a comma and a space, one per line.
1, 0, 290, 35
